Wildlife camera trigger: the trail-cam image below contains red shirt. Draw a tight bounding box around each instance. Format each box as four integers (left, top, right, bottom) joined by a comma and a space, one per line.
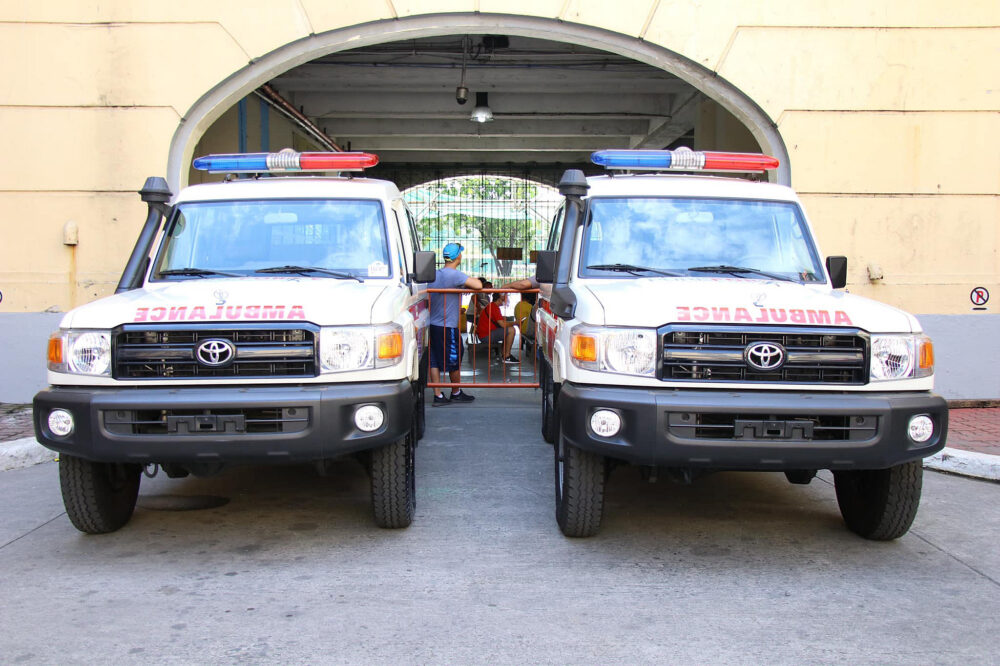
476, 302, 503, 338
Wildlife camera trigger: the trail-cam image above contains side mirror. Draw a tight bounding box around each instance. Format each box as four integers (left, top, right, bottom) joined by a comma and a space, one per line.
535, 251, 557, 284
413, 251, 436, 283
826, 256, 847, 289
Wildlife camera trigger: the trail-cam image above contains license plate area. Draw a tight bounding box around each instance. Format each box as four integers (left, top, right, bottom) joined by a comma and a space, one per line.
733, 418, 814, 440
166, 414, 246, 434
667, 412, 878, 442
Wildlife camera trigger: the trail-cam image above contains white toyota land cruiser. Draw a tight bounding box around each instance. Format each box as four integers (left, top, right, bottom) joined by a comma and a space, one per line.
34, 150, 435, 533
535, 148, 948, 540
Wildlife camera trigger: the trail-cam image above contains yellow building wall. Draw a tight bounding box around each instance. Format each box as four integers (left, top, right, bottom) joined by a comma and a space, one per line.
0, 1, 996, 314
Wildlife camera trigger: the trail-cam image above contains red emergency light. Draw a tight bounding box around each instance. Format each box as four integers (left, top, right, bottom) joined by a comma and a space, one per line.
592, 149, 779, 172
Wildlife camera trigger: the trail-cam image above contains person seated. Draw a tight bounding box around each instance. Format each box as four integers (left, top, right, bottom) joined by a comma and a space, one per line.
475, 292, 518, 363
468, 279, 492, 338
514, 291, 536, 348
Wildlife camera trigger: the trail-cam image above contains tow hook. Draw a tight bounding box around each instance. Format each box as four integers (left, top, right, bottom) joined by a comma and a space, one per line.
143, 463, 160, 478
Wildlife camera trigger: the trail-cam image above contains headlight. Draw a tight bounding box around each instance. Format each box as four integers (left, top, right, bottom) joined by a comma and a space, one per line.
870, 334, 933, 381
570, 325, 656, 377
47, 330, 112, 376
320, 324, 403, 373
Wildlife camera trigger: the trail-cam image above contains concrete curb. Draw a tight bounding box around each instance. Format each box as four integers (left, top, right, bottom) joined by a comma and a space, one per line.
0, 437, 55, 471
924, 447, 1000, 482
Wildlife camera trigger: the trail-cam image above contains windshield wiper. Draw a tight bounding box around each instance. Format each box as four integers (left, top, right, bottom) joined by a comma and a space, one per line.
586, 263, 682, 277
686, 265, 795, 282
158, 267, 241, 278
255, 265, 363, 282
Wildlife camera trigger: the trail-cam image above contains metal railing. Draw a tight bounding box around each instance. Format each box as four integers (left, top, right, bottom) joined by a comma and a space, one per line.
425, 288, 539, 389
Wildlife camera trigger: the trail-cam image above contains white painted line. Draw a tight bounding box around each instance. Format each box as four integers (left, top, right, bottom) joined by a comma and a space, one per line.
924, 446, 1000, 482
0, 437, 55, 471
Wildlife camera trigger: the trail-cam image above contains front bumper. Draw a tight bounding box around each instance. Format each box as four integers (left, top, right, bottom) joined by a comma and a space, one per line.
33, 381, 414, 464
558, 383, 948, 470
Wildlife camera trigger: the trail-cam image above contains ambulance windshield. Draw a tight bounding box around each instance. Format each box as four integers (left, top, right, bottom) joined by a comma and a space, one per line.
580, 197, 825, 283
153, 199, 392, 280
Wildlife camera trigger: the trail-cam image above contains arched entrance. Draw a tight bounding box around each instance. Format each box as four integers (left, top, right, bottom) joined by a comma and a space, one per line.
167, 14, 789, 190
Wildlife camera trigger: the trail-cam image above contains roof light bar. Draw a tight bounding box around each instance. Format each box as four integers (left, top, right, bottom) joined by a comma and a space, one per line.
192, 150, 379, 173
591, 148, 779, 173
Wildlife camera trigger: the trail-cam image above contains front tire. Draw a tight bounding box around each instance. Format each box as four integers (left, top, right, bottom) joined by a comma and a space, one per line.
371, 430, 416, 529
555, 434, 606, 537
59, 454, 141, 534
834, 461, 923, 540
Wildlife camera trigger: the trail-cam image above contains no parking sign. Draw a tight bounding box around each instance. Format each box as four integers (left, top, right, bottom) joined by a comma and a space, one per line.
971, 287, 989, 309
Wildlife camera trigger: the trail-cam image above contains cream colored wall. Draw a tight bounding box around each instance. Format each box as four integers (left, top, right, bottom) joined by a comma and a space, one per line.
1, 1, 997, 315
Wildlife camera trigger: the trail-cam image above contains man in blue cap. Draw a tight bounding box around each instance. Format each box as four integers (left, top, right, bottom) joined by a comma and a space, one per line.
427, 243, 482, 405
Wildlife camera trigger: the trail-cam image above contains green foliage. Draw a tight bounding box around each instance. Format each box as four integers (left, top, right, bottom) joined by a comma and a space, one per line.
407, 176, 553, 277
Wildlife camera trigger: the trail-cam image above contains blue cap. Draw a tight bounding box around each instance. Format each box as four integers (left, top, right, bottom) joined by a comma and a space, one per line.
443, 243, 464, 260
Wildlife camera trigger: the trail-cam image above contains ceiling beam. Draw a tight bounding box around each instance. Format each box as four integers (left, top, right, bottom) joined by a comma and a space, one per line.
297, 91, 675, 119
320, 117, 650, 137
374, 151, 594, 164
347, 136, 631, 152
270, 64, 687, 94
631, 92, 703, 149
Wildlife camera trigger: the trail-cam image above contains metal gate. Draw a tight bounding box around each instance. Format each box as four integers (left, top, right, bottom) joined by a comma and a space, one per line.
403, 171, 559, 390
403, 171, 561, 285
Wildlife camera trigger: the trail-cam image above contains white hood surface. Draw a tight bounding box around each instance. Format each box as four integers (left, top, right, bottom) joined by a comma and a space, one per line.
584, 278, 918, 333
61, 277, 393, 329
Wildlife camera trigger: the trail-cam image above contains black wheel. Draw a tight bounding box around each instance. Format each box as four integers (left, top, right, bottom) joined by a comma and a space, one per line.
541, 361, 559, 444
59, 454, 141, 534
833, 461, 923, 540
371, 428, 416, 529
554, 434, 606, 537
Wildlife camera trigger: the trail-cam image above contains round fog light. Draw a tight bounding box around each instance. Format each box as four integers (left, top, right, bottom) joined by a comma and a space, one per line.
908, 414, 934, 443
48, 409, 74, 437
354, 405, 385, 432
590, 409, 622, 438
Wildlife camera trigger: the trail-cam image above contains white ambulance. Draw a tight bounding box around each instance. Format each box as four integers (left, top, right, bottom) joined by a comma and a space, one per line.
535, 148, 948, 540
34, 150, 434, 533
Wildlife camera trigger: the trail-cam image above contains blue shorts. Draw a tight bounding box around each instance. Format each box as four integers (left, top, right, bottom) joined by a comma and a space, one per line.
429, 325, 462, 372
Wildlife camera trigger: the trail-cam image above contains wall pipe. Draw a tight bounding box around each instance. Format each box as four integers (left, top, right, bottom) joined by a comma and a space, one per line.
255, 84, 342, 152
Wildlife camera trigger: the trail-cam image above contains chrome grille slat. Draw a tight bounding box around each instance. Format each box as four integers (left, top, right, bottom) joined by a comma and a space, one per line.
660, 326, 868, 385
113, 326, 317, 379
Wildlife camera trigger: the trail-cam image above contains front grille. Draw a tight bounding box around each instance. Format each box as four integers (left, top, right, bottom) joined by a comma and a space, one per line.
102, 407, 310, 436
667, 412, 878, 442
114, 325, 317, 379
661, 326, 868, 384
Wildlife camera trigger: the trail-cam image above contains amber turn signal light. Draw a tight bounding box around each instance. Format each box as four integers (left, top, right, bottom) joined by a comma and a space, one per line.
47, 334, 63, 365
919, 339, 934, 369
571, 334, 597, 363
377, 331, 403, 359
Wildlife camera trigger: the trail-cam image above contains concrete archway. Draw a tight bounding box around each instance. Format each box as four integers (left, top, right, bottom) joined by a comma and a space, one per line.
168, 14, 790, 191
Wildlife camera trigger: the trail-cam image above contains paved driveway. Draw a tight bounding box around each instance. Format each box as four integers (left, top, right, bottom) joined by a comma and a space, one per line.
1, 389, 998, 664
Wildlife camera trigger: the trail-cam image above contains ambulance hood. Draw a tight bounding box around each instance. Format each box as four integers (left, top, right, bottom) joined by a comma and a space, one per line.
584, 277, 920, 333
60, 277, 396, 329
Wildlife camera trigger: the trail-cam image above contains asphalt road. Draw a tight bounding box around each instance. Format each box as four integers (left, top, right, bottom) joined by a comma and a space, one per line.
1, 388, 998, 664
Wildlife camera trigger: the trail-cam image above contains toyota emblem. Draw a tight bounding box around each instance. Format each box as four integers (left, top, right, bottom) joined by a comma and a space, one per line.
744, 341, 785, 371
195, 338, 236, 367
